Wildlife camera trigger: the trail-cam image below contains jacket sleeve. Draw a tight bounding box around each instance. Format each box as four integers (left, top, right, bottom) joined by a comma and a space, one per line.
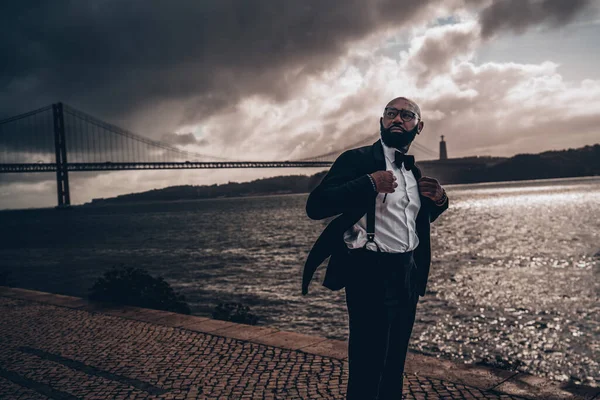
306, 150, 376, 220
428, 194, 449, 223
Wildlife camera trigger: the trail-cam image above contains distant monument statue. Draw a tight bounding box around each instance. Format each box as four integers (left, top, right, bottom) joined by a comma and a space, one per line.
439, 135, 448, 160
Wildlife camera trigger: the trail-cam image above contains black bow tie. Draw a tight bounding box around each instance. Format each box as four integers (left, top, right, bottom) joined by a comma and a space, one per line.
394, 152, 415, 171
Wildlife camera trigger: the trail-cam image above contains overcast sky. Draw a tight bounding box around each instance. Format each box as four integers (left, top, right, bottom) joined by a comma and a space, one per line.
1, 0, 599, 209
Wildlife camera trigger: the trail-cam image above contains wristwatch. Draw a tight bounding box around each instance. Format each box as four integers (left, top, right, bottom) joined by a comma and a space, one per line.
434, 189, 448, 206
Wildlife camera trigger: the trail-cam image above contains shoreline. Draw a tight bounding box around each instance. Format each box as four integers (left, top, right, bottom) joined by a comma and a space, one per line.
3, 278, 598, 390
1, 285, 597, 399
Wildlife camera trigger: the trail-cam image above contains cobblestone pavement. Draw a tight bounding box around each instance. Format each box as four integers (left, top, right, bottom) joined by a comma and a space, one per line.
0, 296, 570, 399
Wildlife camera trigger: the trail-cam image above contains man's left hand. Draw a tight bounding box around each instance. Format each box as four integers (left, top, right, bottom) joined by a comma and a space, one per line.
418, 176, 444, 203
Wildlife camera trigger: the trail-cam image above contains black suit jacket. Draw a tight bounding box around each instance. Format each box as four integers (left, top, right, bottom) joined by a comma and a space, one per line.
302, 140, 449, 296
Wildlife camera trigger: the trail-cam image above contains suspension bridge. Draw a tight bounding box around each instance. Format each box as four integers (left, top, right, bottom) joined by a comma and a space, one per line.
0, 103, 439, 208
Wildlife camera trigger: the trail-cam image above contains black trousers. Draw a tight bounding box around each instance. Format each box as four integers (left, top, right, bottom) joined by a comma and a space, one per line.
345, 248, 419, 400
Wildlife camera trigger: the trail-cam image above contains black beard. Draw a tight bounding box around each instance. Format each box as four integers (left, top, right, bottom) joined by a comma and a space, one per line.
379, 119, 419, 152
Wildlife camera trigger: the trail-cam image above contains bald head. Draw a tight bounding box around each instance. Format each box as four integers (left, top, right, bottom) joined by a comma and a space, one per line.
381, 96, 425, 146
385, 97, 421, 118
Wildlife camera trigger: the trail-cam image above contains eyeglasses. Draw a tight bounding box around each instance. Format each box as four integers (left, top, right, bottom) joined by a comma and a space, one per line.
384, 107, 419, 122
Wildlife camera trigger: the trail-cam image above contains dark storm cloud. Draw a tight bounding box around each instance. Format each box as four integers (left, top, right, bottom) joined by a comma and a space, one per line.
1, 0, 593, 130
0, 0, 437, 131
479, 0, 593, 38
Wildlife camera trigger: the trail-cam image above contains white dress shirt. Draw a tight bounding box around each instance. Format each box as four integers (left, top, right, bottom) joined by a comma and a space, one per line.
343, 140, 421, 253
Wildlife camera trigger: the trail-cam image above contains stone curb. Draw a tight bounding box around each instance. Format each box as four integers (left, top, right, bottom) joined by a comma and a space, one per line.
1, 286, 597, 400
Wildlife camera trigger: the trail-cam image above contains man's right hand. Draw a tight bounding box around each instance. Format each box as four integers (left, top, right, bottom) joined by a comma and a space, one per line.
370, 170, 397, 193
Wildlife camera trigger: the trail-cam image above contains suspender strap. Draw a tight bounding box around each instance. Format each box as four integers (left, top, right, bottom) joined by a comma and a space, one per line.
365, 196, 381, 252
366, 200, 375, 242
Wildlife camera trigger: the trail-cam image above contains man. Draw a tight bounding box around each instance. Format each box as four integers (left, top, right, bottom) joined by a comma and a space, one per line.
302, 97, 448, 399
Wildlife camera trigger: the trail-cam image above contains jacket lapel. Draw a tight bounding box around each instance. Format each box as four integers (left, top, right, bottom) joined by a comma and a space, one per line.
411, 163, 422, 180
372, 139, 387, 172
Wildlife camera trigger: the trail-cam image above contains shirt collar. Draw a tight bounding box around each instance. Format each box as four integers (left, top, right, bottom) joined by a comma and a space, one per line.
380, 138, 406, 165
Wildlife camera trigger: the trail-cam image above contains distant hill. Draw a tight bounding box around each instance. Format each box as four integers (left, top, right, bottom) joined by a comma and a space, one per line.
87, 144, 599, 205
87, 173, 328, 205
419, 144, 600, 184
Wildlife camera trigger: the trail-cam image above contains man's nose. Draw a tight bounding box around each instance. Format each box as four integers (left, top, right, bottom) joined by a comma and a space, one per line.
392, 114, 404, 125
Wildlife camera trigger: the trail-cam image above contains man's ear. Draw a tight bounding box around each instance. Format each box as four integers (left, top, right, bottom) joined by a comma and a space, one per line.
417, 120, 424, 134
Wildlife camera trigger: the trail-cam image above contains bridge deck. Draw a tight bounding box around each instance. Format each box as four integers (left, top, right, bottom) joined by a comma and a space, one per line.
0, 162, 333, 173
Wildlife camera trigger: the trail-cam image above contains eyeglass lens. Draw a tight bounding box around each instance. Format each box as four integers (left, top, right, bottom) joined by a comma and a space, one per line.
385, 108, 416, 122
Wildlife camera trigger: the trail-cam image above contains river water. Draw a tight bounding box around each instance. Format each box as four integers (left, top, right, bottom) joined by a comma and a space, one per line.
1, 176, 598, 387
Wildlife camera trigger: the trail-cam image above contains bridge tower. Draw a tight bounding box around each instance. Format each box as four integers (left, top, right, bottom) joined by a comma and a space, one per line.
53, 103, 71, 208
439, 135, 448, 160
